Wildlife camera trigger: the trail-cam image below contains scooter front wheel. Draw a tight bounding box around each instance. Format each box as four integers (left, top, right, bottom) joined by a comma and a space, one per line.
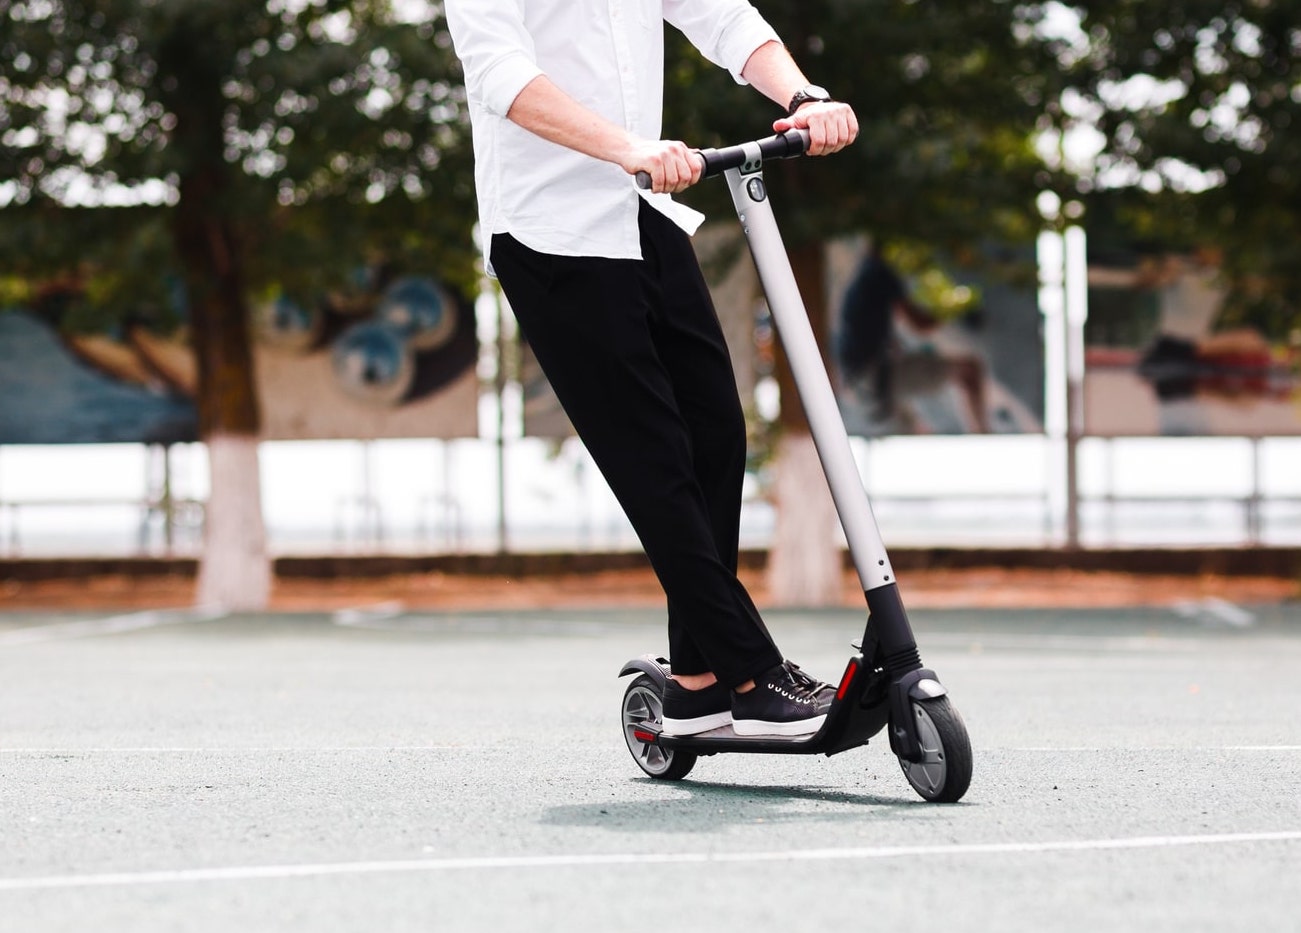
621, 675, 697, 780
899, 697, 972, 803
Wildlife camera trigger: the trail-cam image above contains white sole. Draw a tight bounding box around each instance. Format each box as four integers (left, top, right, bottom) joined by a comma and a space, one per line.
661, 711, 732, 736
732, 713, 827, 737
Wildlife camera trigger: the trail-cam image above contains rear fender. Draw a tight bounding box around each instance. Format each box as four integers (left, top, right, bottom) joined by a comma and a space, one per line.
618, 654, 670, 690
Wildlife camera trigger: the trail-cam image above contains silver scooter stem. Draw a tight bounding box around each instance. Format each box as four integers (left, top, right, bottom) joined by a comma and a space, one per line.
723, 164, 896, 592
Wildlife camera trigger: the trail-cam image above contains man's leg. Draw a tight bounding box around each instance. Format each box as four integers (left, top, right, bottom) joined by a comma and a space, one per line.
633, 206, 779, 676
490, 231, 781, 689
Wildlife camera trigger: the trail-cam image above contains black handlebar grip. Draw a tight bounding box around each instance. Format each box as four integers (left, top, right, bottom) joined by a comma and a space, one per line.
633, 132, 809, 189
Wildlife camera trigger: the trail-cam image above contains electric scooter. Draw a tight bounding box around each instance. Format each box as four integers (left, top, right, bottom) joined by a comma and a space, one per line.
621, 130, 973, 803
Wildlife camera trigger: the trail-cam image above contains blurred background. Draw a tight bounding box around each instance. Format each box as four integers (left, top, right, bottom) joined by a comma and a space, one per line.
2, 0, 1299, 608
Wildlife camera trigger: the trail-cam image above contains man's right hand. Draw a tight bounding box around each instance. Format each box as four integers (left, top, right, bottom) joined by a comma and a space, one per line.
621, 139, 703, 195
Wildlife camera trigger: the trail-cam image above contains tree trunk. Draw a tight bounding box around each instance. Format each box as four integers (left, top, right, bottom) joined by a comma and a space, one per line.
173, 180, 270, 610
765, 239, 845, 606
766, 431, 843, 605
163, 33, 271, 611
195, 432, 270, 610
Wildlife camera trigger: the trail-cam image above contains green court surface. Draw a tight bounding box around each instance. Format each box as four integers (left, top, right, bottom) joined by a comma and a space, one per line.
2, 602, 1299, 931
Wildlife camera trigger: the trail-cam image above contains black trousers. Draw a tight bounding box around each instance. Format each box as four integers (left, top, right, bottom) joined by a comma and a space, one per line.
491, 201, 782, 688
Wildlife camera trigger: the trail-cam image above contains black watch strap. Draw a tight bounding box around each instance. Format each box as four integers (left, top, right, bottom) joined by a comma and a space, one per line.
787, 84, 832, 116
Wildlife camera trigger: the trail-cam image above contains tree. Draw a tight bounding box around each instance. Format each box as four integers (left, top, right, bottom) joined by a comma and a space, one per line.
1050, 0, 1300, 336
1, 0, 476, 608
663, 1, 1059, 603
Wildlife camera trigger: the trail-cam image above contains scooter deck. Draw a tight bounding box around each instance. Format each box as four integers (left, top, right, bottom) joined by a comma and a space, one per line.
641, 722, 858, 756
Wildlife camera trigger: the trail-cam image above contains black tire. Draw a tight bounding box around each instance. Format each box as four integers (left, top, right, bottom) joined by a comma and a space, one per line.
898, 696, 972, 803
621, 675, 697, 780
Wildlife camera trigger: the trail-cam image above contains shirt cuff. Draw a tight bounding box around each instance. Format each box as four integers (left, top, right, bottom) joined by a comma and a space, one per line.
716, 16, 781, 85
477, 50, 545, 117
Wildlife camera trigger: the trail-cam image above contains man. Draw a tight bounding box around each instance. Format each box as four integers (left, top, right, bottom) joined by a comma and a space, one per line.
446, 0, 858, 737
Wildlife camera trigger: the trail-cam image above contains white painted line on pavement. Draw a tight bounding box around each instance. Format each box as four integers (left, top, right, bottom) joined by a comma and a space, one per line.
334, 613, 616, 636
5, 744, 1296, 756
1009, 746, 1301, 752
0, 745, 492, 754
2, 830, 1299, 892
922, 633, 1202, 653
330, 601, 406, 627
1172, 597, 1256, 628
1221, 745, 1301, 751
0, 608, 226, 647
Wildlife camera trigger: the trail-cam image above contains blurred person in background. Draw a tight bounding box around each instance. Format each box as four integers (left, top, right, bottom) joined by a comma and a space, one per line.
837, 243, 990, 434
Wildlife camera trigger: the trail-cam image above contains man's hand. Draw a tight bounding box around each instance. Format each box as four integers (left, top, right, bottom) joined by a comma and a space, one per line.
772, 100, 858, 156
620, 139, 703, 194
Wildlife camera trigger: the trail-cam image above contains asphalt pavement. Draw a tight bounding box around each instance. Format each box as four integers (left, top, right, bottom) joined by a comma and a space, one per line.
2, 599, 1299, 932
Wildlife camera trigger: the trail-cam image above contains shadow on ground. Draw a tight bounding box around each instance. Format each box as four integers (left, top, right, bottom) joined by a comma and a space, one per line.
539, 778, 956, 833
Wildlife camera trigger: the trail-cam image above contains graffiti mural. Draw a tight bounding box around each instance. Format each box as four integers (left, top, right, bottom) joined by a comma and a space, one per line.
0, 271, 478, 444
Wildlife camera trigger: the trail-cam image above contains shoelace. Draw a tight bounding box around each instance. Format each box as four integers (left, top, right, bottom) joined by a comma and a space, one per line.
783, 660, 833, 695
764, 666, 822, 705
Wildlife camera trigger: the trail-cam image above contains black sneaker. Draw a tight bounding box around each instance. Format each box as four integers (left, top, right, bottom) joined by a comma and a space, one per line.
732, 663, 831, 737
661, 679, 732, 736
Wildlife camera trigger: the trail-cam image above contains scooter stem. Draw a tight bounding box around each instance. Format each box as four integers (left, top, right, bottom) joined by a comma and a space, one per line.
722, 164, 896, 593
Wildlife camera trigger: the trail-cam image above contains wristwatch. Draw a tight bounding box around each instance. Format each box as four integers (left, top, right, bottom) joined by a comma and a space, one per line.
786, 84, 832, 116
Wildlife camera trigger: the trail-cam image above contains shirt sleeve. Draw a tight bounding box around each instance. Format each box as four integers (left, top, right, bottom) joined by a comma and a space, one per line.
662, 0, 782, 85
445, 0, 545, 117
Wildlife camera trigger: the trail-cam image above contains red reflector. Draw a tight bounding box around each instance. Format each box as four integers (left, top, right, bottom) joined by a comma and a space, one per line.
633, 730, 656, 743
835, 660, 858, 701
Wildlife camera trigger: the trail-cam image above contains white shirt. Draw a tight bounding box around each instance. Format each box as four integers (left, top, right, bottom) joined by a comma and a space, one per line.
445, 0, 780, 272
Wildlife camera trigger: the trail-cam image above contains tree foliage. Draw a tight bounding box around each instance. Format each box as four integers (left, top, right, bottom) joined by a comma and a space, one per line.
1054, 0, 1300, 335
2, 1, 477, 607
0, 0, 477, 355
665, 0, 1061, 265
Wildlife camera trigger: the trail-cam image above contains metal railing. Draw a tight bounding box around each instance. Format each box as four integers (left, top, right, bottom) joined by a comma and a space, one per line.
3, 436, 1301, 557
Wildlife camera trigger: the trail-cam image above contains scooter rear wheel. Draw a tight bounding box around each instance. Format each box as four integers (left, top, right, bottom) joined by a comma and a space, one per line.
899, 697, 972, 803
621, 675, 697, 780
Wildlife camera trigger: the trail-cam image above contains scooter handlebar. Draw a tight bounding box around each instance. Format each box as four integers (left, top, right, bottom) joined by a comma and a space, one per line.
634, 128, 811, 190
